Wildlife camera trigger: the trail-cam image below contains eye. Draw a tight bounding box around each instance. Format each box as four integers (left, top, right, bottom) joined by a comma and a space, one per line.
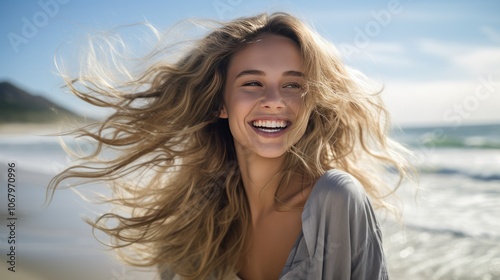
283, 83, 302, 89
242, 81, 262, 87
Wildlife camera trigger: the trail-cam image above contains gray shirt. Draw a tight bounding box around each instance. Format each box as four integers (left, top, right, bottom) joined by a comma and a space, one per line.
167, 169, 389, 280
277, 169, 389, 279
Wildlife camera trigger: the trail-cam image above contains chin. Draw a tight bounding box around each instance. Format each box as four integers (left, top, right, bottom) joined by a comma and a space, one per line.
255, 147, 289, 159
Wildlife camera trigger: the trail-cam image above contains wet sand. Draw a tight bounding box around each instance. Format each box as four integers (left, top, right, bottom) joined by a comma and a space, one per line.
0, 123, 64, 135
0, 167, 157, 280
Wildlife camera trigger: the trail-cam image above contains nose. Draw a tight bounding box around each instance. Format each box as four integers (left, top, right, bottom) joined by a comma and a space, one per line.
260, 86, 285, 110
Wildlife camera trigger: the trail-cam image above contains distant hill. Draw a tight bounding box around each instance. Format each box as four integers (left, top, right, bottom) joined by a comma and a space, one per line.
0, 81, 88, 124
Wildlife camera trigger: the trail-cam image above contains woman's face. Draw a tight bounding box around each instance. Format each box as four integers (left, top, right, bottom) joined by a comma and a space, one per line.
220, 33, 308, 159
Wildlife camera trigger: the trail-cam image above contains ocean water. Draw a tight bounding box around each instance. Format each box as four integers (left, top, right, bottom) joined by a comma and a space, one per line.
0, 133, 156, 280
0, 124, 499, 279
386, 124, 500, 279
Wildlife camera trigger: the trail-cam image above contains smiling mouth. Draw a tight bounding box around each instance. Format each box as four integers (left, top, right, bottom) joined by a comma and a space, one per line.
251, 120, 289, 133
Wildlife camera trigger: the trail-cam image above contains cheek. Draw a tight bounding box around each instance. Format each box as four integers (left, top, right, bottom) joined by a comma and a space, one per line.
289, 98, 311, 132
227, 94, 256, 116
287, 97, 306, 115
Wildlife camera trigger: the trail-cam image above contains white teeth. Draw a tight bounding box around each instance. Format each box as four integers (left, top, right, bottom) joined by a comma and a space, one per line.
252, 120, 287, 128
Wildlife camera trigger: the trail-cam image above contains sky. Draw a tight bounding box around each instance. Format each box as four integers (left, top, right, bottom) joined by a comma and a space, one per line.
0, 0, 499, 127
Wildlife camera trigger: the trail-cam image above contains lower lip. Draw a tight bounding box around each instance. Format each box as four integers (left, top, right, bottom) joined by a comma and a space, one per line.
250, 125, 289, 138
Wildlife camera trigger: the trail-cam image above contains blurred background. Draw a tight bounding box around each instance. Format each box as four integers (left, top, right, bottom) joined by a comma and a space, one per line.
1, 0, 499, 279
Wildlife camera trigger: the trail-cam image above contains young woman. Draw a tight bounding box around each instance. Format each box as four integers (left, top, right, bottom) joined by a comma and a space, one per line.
49, 12, 412, 280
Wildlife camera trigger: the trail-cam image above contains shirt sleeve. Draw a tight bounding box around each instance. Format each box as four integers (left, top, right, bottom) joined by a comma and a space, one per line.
282, 169, 389, 280
349, 186, 389, 280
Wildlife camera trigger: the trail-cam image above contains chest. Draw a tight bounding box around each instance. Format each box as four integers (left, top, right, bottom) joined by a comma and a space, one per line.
237, 211, 302, 280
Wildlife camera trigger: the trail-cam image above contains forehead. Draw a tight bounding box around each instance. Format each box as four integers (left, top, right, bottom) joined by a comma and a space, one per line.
227, 34, 303, 74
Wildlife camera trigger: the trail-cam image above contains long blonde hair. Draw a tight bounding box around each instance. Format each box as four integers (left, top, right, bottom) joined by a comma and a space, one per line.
48, 12, 413, 279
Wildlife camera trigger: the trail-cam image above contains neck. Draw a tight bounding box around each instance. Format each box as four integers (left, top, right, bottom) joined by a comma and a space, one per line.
236, 149, 286, 224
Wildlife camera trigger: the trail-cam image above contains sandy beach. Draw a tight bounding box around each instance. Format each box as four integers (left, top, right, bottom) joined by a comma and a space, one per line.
0, 167, 157, 280
0, 129, 158, 280
0, 122, 87, 136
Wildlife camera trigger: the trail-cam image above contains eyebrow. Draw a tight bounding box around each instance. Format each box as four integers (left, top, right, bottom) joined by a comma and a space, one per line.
235, 69, 304, 79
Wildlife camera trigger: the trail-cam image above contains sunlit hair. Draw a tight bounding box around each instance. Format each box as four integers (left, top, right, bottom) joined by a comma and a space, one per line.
48, 12, 414, 279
